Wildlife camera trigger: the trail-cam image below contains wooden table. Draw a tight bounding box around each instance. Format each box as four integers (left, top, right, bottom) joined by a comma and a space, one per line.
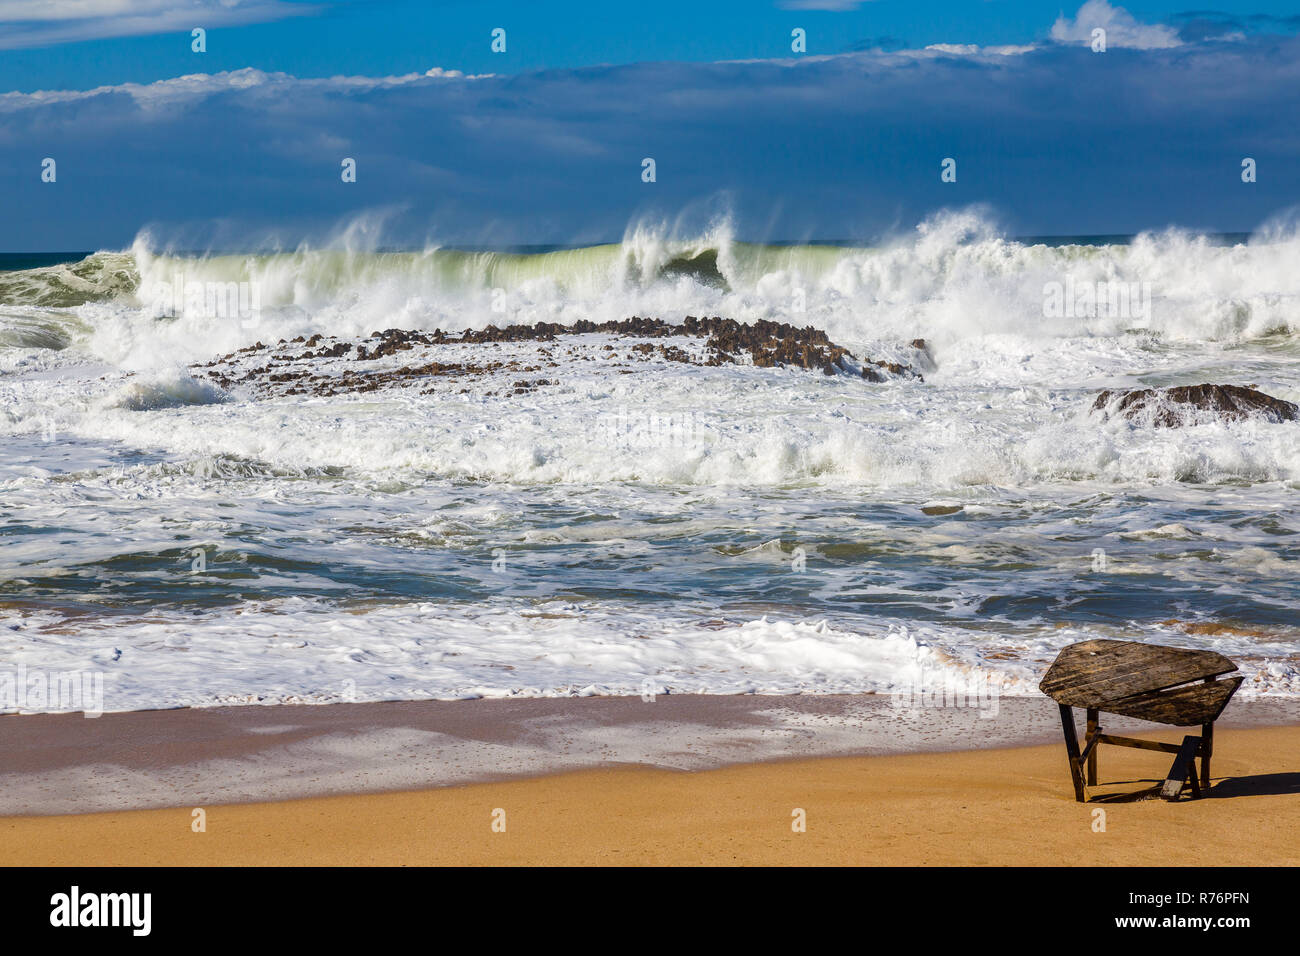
1039, 639, 1242, 802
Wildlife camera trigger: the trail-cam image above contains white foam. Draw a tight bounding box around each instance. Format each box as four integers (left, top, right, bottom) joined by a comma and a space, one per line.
1, 598, 1295, 717
4, 210, 1300, 714
100, 372, 229, 411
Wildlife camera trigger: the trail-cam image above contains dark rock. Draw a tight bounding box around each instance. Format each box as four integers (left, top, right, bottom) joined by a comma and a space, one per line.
1092, 384, 1299, 427
191, 317, 921, 398
907, 338, 936, 374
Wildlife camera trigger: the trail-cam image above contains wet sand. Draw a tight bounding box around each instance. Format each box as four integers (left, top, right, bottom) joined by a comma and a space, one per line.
1, 695, 1297, 865
2, 723, 1297, 866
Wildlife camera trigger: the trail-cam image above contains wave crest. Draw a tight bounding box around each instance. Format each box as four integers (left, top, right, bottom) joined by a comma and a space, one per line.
2, 209, 1298, 369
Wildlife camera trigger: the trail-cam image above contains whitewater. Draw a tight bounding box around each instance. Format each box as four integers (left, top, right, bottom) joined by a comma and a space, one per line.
2, 209, 1299, 713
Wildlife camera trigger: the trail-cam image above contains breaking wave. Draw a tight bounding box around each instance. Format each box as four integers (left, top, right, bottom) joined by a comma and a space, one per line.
3, 209, 1299, 369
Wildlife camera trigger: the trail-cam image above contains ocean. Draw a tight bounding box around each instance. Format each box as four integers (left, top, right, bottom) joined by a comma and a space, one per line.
2, 210, 1299, 713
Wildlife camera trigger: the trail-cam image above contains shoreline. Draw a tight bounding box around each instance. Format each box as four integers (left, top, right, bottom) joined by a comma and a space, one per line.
2, 693, 1298, 816
2, 720, 1297, 865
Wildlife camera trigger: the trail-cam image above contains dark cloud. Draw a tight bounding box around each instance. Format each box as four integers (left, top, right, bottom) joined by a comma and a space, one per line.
0, 0, 321, 50
5, 35, 1300, 251
1168, 9, 1300, 41
848, 36, 907, 52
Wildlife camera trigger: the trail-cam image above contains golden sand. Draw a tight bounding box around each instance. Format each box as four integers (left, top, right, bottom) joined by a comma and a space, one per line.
2, 725, 1296, 866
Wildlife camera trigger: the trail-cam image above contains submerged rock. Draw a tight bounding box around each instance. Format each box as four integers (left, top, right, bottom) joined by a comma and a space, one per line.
1091, 384, 1299, 427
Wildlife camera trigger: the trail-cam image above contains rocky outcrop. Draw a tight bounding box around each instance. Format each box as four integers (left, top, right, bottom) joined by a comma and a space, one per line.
1092, 384, 1299, 427
192, 317, 922, 399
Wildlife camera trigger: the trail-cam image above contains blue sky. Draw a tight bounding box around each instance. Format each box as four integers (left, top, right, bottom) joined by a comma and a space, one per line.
3, 1, 1299, 86
3, 1, 1299, 250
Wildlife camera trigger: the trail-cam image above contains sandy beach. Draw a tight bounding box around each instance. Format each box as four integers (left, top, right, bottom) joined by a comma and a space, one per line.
5, 0, 1300, 893
2, 696, 1297, 866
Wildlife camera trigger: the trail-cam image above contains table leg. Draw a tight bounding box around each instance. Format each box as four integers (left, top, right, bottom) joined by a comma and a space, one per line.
1200, 722, 1213, 791
1059, 704, 1085, 802
1086, 708, 1099, 786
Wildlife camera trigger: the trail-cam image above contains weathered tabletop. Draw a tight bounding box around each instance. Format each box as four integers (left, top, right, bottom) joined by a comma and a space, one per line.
1039, 638, 1242, 725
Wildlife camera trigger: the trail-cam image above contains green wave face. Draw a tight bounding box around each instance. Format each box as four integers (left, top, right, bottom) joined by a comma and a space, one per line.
0, 252, 139, 308
1, 225, 1295, 357
0, 240, 876, 310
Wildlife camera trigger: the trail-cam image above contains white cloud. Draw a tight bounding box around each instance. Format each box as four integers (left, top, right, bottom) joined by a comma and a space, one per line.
0, 0, 319, 49
0, 67, 272, 111
923, 43, 1037, 57
0, 65, 491, 112
778, 0, 874, 9
0, 1, 190, 20
1050, 0, 1182, 50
